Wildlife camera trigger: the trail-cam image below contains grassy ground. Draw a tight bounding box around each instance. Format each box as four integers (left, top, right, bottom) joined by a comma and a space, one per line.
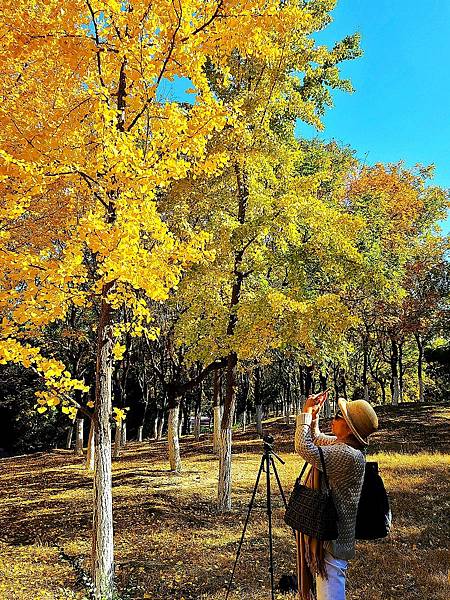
0, 404, 449, 600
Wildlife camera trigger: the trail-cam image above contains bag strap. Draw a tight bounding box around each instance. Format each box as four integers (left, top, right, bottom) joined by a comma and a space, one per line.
318, 446, 331, 491
296, 447, 331, 489
297, 460, 309, 482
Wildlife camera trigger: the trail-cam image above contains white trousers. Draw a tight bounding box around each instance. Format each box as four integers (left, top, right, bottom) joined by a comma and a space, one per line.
315, 552, 348, 600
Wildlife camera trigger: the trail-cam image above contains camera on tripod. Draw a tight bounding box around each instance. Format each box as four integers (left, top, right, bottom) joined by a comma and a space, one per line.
263, 434, 275, 446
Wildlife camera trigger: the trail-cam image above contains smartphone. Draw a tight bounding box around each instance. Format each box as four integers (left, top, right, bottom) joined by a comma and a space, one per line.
318, 389, 331, 404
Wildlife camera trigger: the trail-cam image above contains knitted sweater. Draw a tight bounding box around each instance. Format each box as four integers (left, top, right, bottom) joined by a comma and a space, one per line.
295, 413, 365, 560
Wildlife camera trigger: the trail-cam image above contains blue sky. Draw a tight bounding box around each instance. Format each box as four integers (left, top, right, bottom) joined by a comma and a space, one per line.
169, 0, 449, 233
295, 0, 450, 233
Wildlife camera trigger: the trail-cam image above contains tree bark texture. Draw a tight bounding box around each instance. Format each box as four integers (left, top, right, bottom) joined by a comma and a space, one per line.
113, 421, 121, 459
168, 405, 181, 472
218, 353, 237, 512
415, 333, 425, 403
121, 422, 127, 447
92, 287, 115, 600
390, 337, 400, 406
193, 414, 201, 441
399, 342, 404, 403
156, 412, 164, 440
66, 425, 74, 450
217, 163, 249, 511
153, 415, 159, 440
305, 365, 314, 398
217, 427, 232, 512
213, 406, 222, 454
362, 335, 370, 402
213, 370, 221, 453
75, 418, 84, 455
86, 418, 95, 472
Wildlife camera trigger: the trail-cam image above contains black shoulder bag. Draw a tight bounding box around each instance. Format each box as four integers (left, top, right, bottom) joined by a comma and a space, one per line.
355, 461, 392, 539
284, 446, 338, 541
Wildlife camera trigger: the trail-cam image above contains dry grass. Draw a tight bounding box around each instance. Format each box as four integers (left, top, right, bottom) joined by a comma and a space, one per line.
0, 404, 449, 600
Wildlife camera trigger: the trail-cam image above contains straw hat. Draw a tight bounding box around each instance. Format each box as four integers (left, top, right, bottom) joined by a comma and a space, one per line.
337, 398, 378, 446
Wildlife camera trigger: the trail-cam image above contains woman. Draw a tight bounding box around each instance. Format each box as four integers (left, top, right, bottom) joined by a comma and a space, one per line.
295, 392, 378, 600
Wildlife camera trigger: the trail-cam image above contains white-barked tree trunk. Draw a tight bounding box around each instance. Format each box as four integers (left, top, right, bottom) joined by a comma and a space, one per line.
92, 288, 115, 600
168, 405, 181, 473
75, 418, 84, 455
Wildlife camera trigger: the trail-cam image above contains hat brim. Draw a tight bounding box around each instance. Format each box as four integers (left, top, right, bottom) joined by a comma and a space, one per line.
337, 398, 368, 446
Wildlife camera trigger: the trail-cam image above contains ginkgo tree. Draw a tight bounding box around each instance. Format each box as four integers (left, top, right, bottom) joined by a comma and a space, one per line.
162, 131, 367, 510
156, 17, 365, 508
0, 1, 328, 597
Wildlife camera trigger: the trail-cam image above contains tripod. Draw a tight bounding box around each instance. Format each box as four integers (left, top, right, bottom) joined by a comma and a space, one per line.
225, 435, 289, 600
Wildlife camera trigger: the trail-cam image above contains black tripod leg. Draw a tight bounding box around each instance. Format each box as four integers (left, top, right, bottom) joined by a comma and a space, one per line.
270, 456, 288, 509
271, 456, 297, 539
266, 452, 275, 600
225, 454, 265, 600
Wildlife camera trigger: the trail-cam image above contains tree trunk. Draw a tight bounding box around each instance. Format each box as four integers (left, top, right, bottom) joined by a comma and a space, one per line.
75, 418, 84, 455
213, 370, 221, 453
305, 365, 314, 398
323, 395, 332, 419
92, 288, 114, 600
390, 337, 400, 406
318, 368, 331, 417
217, 163, 248, 512
380, 380, 386, 404
254, 366, 263, 435
242, 371, 252, 431
398, 342, 404, 403
213, 406, 222, 453
332, 363, 339, 411
415, 333, 424, 403
255, 405, 263, 436
193, 380, 202, 441
113, 422, 121, 458
86, 418, 95, 472
218, 353, 237, 512
182, 402, 190, 435
341, 369, 348, 400
157, 411, 164, 440
137, 372, 149, 443
121, 422, 127, 447
363, 334, 369, 402
153, 415, 159, 440
368, 355, 387, 407
66, 425, 74, 450
217, 427, 232, 512
284, 377, 291, 424
193, 413, 201, 441
178, 412, 183, 439
168, 405, 181, 473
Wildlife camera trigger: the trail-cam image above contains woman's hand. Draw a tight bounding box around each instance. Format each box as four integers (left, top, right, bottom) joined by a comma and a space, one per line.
302, 391, 328, 419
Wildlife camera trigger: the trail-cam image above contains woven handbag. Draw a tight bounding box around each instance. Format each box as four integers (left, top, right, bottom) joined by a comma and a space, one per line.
284, 447, 338, 540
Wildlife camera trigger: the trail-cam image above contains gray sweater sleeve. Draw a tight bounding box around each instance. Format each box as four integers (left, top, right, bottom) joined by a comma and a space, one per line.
312, 416, 337, 446
295, 413, 358, 479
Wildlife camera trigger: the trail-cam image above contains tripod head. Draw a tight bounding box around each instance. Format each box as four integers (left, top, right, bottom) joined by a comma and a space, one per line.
263, 434, 285, 465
